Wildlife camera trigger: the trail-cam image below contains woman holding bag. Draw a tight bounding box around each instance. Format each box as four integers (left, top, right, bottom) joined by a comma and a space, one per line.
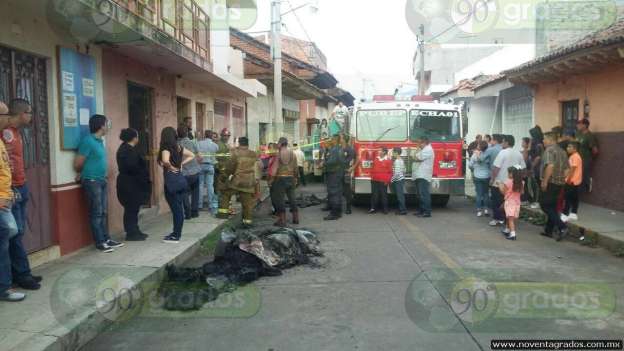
158, 127, 194, 243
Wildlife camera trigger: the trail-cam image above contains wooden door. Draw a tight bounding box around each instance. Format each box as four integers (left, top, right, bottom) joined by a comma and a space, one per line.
127, 82, 154, 207
0, 45, 52, 253
562, 100, 579, 136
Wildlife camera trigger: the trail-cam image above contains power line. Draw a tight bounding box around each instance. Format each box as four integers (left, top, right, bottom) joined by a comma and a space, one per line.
284, 0, 326, 67
426, 0, 491, 43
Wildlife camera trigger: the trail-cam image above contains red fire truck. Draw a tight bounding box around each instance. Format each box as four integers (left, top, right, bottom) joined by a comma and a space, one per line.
350, 96, 465, 207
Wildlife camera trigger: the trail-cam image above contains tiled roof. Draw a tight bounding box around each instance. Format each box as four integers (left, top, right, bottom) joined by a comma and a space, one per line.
505, 17, 624, 75
442, 74, 505, 96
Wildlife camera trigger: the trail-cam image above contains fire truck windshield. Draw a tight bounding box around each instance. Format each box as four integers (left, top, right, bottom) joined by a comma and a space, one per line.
409, 109, 461, 142
356, 109, 407, 141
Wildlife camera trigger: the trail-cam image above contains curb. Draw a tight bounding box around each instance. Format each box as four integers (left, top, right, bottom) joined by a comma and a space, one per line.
30, 217, 236, 351
466, 194, 624, 256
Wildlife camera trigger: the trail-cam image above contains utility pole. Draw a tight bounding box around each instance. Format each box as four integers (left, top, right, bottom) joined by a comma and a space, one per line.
271, 0, 283, 140
418, 24, 426, 96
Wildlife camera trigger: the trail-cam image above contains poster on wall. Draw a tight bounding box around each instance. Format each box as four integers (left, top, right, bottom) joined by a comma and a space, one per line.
58, 47, 97, 150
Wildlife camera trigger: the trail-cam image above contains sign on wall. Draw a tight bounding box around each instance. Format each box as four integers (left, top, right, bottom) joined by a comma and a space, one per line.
58, 47, 97, 150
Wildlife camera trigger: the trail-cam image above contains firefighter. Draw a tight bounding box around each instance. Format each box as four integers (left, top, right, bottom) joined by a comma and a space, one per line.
324, 134, 345, 221
215, 128, 231, 210
270, 137, 299, 227
216, 137, 258, 227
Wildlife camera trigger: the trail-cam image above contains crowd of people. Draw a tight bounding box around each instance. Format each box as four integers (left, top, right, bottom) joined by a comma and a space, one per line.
466, 118, 598, 242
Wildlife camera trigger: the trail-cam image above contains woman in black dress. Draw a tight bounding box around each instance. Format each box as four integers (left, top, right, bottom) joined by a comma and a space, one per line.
116, 128, 151, 241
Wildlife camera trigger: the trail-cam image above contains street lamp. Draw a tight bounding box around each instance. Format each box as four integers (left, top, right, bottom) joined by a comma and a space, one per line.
270, 0, 318, 140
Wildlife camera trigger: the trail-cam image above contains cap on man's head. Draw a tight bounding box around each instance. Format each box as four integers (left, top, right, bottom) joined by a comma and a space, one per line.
578, 118, 590, 127
278, 137, 288, 146
238, 137, 249, 146
293, 143, 298, 147
220, 128, 231, 136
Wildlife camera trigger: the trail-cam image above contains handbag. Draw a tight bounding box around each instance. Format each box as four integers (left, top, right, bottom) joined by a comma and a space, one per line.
164, 169, 188, 194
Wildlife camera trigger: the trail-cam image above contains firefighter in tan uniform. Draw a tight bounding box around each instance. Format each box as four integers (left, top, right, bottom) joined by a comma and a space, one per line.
216, 137, 259, 227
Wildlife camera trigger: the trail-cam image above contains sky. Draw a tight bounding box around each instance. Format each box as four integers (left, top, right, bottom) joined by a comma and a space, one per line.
241, 0, 420, 100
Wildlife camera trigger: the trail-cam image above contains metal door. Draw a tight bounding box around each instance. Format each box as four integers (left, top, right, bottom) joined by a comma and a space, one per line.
562, 100, 579, 136
0, 45, 52, 253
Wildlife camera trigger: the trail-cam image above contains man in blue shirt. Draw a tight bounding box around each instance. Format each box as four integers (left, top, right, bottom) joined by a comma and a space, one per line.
74, 115, 123, 253
479, 134, 504, 226
197, 130, 219, 214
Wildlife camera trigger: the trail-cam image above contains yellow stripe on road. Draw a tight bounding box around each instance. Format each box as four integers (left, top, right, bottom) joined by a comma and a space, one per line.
398, 216, 465, 277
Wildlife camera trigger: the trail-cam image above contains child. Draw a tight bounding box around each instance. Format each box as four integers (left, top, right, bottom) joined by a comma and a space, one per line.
499, 166, 524, 240
562, 142, 582, 222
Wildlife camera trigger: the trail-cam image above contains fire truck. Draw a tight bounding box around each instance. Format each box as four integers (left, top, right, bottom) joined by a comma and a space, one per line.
350, 96, 465, 207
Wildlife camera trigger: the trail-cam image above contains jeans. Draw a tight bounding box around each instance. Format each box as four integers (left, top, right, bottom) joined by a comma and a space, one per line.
198, 164, 217, 213
474, 177, 490, 210
370, 180, 388, 212
0, 208, 18, 294
415, 178, 432, 215
272, 177, 297, 214
540, 183, 567, 235
393, 180, 407, 213
10, 184, 31, 279
82, 179, 110, 246
122, 203, 141, 235
490, 185, 505, 221
165, 189, 185, 238
563, 184, 580, 215
183, 174, 200, 218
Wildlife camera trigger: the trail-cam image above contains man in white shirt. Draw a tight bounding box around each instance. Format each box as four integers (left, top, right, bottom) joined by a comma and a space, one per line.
293, 143, 306, 187
331, 102, 349, 131
411, 136, 434, 217
489, 135, 525, 225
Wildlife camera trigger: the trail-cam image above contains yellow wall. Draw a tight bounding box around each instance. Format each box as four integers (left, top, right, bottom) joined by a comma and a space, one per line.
534, 65, 624, 132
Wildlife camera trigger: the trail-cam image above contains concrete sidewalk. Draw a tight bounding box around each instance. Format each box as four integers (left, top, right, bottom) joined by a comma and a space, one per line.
523, 201, 624, 254
0, 211, 230, 351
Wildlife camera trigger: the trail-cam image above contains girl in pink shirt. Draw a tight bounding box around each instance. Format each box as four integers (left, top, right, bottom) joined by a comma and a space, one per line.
499, 166, 524, 240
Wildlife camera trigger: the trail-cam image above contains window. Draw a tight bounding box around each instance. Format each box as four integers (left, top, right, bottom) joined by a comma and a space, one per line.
409, 109, 461, 142
562, 100, 579, 136
356, 110, 407, 141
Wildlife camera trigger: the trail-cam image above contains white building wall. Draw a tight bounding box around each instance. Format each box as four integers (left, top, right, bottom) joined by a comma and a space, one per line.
466, 96, 499, 144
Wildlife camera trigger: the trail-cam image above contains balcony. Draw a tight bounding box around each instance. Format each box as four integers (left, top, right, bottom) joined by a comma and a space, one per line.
68, 0, 211, 71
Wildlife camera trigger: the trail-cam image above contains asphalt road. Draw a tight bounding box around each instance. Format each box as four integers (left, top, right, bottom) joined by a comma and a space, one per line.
83, 184, 624, 351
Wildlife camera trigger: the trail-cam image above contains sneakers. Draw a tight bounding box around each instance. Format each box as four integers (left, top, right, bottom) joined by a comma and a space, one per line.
489, 220, 504, 226
506, 232, 517, 241
501, 228, 511, 235
0, 290, 26, 302
106, 240, 124, 248
15, 276, 40, 290
163, 234, 180, 244
483, 209, 490, 216
568, 213, 578, 221
96, 244, 114, 253
368, 209, 376, 214
530, 203, 540, 209
477, 210, 483, 217
560, 214, 569, 223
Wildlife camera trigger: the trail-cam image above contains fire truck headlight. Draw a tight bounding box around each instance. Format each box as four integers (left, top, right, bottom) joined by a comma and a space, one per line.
362, 160, 373, 169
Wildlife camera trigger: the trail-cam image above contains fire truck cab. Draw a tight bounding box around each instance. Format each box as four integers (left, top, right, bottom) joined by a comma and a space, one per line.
350, 97, 465, 207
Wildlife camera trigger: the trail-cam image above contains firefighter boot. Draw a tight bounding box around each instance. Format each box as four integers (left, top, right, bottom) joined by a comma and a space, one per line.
274, 212, 287, 227
292, 210, 300, 225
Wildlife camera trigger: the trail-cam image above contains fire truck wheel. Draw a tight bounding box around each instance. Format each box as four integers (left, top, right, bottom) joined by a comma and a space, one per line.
431, 195, 450, 208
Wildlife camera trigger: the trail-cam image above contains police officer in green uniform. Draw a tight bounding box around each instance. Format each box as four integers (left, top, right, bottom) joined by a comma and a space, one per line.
216, 137, 258, 227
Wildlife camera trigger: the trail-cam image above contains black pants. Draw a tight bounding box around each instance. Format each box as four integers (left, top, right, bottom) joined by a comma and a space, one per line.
183, 174, 200, 218
490, 185, 505, 221
272, 176, 297, 214
370, 180, 388, 212
326, 172, 344, 216
298, 166, 306, 186
563, 184, 580, 215
343, 178, 352, 212
123, 203, 141, 235
582, 158, 592, 193
540, 183, 567, 235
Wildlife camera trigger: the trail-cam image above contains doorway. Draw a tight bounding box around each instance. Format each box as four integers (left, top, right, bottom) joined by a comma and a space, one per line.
177, 96, 191, 126
127, 82, 154, 206
0, 45, 52, 253
196, 102, 206, 139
